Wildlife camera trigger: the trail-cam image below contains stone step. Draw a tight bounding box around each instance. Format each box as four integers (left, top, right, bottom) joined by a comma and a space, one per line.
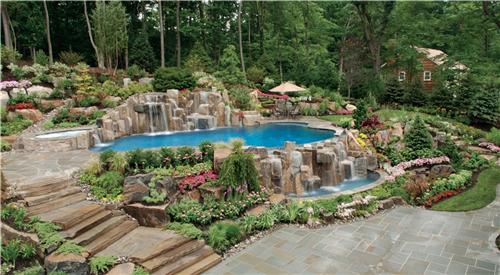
177, 253, 222, 275
73, 215, 128, 246
85, 220, 139, 256
52, 204, 104, 230
17, 178, 73, 197
141, 240, 205, 273
27, 192, 87, 216
24, 186, 82, 207
38, 200, 94, 221
60, 210, 113, 239
97, 227, 182, 260
131, 234, 190, 263
150, 245, 214, 275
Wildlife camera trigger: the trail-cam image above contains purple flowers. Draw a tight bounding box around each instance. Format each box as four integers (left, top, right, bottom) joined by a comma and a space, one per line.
0, 81, 20, 90
386, 156, 450, 182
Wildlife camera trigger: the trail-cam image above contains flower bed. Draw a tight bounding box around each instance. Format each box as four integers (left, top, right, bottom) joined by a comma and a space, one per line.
386, 156, 450, 181
178, 171, 218, 193
478, 142, 500, 153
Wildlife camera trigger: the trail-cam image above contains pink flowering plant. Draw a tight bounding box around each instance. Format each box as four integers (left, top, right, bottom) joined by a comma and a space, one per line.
178, 170, 218, 192
385, 156, 450, 182
479, 142, 500, 153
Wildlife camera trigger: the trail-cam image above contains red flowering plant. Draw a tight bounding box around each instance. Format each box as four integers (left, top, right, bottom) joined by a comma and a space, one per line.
7, 102, 34, 111
178, 170, 218, 193
424, 190, 460, 207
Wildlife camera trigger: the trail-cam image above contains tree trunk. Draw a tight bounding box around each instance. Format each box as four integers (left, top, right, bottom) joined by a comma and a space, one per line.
125, 46, 129, 70
176, 0, 181, 67
258, 1, 264, 54
159, 0, 165, 68
84, 0, 104, 68
354, 3, 380, 74
1, 5, 13, 49
43, 0, 53, 65
238, 1, 246, 77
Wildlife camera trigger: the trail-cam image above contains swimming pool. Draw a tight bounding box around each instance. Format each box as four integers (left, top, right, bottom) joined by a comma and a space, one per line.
91, 123, 335, 152
288, 172, 381, 198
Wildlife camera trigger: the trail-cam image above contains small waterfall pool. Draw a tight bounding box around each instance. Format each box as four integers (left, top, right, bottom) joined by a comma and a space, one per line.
91, 123, 335, 152
288, 172, 381, 198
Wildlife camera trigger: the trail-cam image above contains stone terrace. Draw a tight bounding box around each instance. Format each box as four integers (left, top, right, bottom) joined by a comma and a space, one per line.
207, 187, 500, 275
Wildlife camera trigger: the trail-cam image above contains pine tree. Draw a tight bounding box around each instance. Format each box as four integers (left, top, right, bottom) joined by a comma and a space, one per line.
129, 32, 157, 72
215, 45, 245, 85
404, 116, 433, 151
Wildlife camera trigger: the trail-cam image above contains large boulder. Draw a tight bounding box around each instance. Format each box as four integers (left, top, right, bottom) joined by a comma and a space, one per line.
123, 182, 149, 204
27, 85, 53, 96
45, 253, 89, 275
430, 164, 454, 180
15, 109, 43, 122
70, 106, 98, 117
123, 203, 169, 227
345, 104, 357, 112
214, 148, 232, 172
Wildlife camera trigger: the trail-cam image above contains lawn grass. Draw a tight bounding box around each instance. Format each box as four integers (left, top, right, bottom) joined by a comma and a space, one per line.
320, 114, 352, 125
432, 166, 500, 211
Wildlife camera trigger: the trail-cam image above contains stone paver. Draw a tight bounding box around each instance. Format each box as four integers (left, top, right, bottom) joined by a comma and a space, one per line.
2, 150, 95, 186
206, 187, 500, 274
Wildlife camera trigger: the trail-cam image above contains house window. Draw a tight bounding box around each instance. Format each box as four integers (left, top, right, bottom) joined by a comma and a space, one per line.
424, 71, 432, 81
398, 71, 406, 81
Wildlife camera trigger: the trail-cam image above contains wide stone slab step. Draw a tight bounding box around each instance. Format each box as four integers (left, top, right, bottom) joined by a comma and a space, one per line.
73, 215, 128, 246
131, 234, 190, 263
177, 253, 222, 275
52, 204, 104, 230
97, 227, 180, 260
28, 192, 87, 216
24, 186, 82, 207
141, 240, 205, 273
37, 200, 94, 221
85, 220, 139, 256
60, 210, 112, 239
18, 179, 73, 198
150, 245, 214, 275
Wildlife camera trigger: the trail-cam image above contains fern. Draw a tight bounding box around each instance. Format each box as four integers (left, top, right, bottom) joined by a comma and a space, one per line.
89, 256, 117, 275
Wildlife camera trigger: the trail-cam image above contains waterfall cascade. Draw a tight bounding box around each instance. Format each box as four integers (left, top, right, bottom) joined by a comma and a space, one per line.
92, 133, 101, 145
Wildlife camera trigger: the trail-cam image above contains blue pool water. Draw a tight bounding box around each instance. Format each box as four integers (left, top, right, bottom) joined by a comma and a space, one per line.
288, 172, 381, 198
91, 123, 335, 152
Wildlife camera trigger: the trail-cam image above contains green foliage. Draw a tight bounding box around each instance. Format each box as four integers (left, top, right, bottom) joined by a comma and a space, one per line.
109, 152, 128, 174
219, 141, 259, 192
34, 50, 49, 66
462, 153, 489, 171
55, 241, 84, 255
132, 266, 149, 275
199, 141, 214, 163
13, 264, 44, 275
1, 46, 22, 66
7, 63, 26, 79
78, 97, 100, 107
469, 82, 500, 125
1, 139, 12, 151
129, 31, 157, 72
206, 222, 243, 254
89, 256, 117, 275
255, 210, 278, 230
165, 222, 203, 240
438, 137, 462, 169
318, 100, 329, 116
215, 45, 246, 85
31, 221, 63, 250
246, 66, 265, 84
432, 167, 500, 211
352, 101, 367, 129
91, 172, 124, 201
1, 204, 29, 231
1, 116, 33, 136
238, 215, 258, 234
486, 128, 500, 145
102, 99, 118, 108
1, 239, 36, 266
152, 67, 195, 91
229, 87, 252, 111
99, 150, 116, 169
404, 116, 433, 151
381, 77, 405, 105
127, 65, 147, 80
127, 149, 162, 172
423, 170, 472, 201
58, 51, 84, 66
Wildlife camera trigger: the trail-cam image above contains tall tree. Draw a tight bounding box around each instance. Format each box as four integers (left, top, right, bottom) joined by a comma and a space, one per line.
84, 0, 104, 68
353, 1, 394, 74
159, 0, 165, 67
42, 0, 53, 65
238, 0, 246, 77
1, 4, 13, 49
176, 0, 181, 67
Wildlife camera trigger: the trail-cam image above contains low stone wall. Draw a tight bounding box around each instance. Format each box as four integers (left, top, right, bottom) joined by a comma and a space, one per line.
18, 128, 95, 152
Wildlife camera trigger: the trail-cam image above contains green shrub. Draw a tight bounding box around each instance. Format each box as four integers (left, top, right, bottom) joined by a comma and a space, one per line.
438, 137, 462, 169
167, 198, 212, 225
48, 88, 65, 99
206, 222, 243, 253
246, 66, 265, 84
404, 116, 433, 151
1, 140, 12, 152
129, 31, 157, 73
91, 172, 124, 201
34, 50, 49, 66
132, 266, 149, 275
159, 147, 176, 167
352, 101, 367, 129
175, 146, 196, 166
78, 96, 100, 107
99, 150, 116, 169
219, 141, 259, 193
7, 63, 26, 79
255, 210, 277, 230
486, 128, 500, 145
109, 153, 128, 174
152, 67, 195, 92
214, 45, 245, 85
127, 149, 162, 172
229, 87, 253, 111
1, 46, 22, 66
1, 239, 37, 266
199, 141, 214, 163
127, 65, 148, 80
423, 170, 472, 202
55, 241, 84, 255
469, 82, 499, 125
89, 256, 117, 275
462, 153, 489, 171
13, 264, 44, 275
59, 51, 84, 66
30, 220, 63, 250
239, 215, 258, 234
1, 117, 33, 136
165, 222, 203, 239
101, 80, 120, 96
318, 100, 329, 116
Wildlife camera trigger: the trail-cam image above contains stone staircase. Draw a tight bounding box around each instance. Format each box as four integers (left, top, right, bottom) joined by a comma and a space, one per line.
17, 176, 221, 274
